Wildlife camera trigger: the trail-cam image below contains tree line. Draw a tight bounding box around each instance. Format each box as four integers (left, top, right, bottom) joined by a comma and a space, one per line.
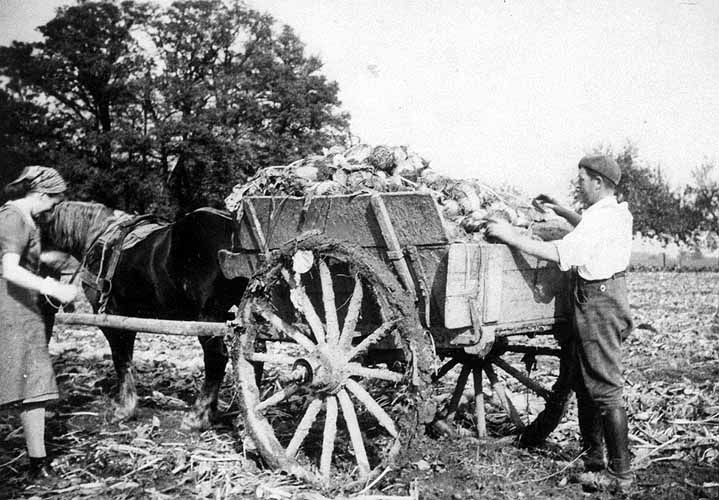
606, 143, 717, 241
1, 1, 716, 239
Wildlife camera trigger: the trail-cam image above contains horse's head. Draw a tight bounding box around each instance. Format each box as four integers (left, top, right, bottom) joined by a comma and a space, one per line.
40, 201, 119, 259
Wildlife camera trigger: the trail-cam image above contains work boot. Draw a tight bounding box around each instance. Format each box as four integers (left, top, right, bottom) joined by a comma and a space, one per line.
577, 398, 604, 472
517, 397, 568, 448
603, 407, 632, 480
579, 407, 633, 493
25, 456, 60, 490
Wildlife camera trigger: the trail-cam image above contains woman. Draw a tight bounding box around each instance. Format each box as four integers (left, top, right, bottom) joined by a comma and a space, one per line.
0, 166, 79, 482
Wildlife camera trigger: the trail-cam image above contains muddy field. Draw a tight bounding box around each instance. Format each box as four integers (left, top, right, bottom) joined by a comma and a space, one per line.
1, 271, 718, 500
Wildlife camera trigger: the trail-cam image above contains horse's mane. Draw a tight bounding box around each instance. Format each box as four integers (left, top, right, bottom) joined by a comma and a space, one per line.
46, 201, 123, 256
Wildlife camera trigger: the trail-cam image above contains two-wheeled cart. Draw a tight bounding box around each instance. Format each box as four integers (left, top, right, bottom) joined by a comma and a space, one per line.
215, 191, 572, 488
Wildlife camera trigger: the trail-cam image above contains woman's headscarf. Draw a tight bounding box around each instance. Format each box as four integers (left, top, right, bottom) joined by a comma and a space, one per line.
7, 166, 67, 195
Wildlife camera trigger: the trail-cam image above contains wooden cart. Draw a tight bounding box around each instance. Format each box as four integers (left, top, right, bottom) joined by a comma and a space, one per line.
217, 191, 573, 488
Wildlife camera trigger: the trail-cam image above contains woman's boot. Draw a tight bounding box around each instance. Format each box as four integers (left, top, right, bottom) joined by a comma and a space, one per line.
26, 456, 59, 489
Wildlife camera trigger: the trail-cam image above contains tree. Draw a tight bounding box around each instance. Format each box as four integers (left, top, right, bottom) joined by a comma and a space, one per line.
0, 89, 57, 192
683, 163, 719, 232
0, 87, 93, 204
143, 0, 350, 212
0, 1, 155, 209
0, 0, 350, 216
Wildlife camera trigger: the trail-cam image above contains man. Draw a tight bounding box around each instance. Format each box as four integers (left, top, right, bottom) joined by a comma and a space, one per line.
486, 155, 634, 492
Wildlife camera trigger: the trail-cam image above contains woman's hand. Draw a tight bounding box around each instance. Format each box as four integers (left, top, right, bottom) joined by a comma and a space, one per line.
41, 277, 79, 303
3, 253, 80, 303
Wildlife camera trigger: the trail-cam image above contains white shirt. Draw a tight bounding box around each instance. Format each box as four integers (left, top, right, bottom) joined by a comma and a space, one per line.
553, 196, 633, 280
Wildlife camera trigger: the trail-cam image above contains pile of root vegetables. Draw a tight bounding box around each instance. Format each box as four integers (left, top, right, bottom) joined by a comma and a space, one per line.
225, 144, 572, 242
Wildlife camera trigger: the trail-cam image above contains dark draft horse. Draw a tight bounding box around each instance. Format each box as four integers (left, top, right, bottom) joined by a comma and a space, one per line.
40, 201, 248, 429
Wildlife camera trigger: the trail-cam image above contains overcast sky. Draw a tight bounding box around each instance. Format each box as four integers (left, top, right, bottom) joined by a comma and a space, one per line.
2, 0, 718, 198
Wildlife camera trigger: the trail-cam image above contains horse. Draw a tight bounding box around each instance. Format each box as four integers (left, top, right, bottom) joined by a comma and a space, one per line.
40, 201, 248, 429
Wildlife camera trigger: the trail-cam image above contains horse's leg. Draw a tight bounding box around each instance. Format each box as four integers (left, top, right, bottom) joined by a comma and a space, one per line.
103, 328, 138, 420
184, 336, 228, 430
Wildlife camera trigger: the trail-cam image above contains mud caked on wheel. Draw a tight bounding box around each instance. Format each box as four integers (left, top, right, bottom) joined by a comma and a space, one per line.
231, 236, 434, 490
433, 330, 573, 444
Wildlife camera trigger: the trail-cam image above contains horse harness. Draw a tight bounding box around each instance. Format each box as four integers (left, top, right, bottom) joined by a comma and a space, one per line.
79, 214, 165, 313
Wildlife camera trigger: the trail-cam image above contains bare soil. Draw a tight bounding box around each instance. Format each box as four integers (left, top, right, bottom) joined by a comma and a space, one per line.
1, 272, 718, 499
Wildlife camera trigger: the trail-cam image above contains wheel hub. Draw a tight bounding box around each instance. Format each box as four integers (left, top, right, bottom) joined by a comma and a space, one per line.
290, 346, 351, 394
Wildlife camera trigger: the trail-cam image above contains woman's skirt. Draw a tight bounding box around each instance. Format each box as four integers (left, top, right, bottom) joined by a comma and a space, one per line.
0, 281, 58, 407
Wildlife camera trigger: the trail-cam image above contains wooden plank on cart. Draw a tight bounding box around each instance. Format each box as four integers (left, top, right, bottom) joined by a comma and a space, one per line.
234, 192, 449, 251
444, 243, 480, 329
369, 193, 417, 299
444, 242, 571, 330
480, 244, 503, 323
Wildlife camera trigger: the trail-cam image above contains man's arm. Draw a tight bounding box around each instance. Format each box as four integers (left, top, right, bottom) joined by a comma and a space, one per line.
485, 221, 560, 263
534, 195, 582, 227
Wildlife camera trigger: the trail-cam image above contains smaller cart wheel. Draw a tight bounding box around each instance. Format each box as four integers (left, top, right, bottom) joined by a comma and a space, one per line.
232, 236, 433, 490
433, 331, 572, 441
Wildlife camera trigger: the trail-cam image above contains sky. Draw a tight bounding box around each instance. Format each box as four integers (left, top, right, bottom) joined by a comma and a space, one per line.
2, 0, 718, 199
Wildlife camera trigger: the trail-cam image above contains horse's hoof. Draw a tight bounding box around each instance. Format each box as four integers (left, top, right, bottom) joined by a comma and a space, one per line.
112, 412, 136, 422
112, 405, 137, 422
181, 413, 210, 432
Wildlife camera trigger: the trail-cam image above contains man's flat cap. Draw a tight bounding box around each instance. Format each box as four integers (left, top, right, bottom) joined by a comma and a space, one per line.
578, 155, 621, 185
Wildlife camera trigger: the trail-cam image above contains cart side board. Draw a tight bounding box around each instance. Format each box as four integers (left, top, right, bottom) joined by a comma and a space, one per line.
236, 192, 447, 248
443, 242, 572, 331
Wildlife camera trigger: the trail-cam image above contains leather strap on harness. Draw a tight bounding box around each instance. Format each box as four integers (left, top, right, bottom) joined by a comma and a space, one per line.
81, 215, 160, 313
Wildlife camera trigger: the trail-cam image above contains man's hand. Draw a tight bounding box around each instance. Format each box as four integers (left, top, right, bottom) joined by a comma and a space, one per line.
486, 219, 561, 263
533, 194, 581, 227
533, 194, 562, 214
485, 219, 517, 244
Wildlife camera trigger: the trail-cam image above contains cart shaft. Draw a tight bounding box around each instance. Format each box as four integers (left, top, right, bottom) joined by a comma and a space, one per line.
55, 312, 230, 337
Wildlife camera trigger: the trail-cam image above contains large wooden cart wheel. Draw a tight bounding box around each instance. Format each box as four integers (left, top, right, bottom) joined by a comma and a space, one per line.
433, 331, 573, 444
232, 236, 434, 490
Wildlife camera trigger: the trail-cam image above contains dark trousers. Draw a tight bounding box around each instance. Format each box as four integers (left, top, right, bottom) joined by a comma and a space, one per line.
518, 272, 634, 462
571, 274, 633, 410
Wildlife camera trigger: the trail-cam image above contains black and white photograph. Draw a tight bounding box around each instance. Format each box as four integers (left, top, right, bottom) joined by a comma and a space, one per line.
0, 1, 717, 499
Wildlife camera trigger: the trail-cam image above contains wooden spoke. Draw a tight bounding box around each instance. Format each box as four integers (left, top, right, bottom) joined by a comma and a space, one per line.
246, 352, 297, 366
337, 389, 370, 479
318, 260, 340, 345
472, 364, 487, 437
503, 345, 561, 357
348, 364, 404, 383
446, 363, 472, 421
252, 301, 316, 352
484, 363, 525, 430
289, 284, 327, 345
320, 396, 338, 479
339, 275, 364, 349
286, 398, 323, 458
256, 383, 299, 413
280, 268, 296, 288
345, 379, 398, 438
491, 356, 552, 400
345, 320, 397, 361
433, 357, 461, 381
